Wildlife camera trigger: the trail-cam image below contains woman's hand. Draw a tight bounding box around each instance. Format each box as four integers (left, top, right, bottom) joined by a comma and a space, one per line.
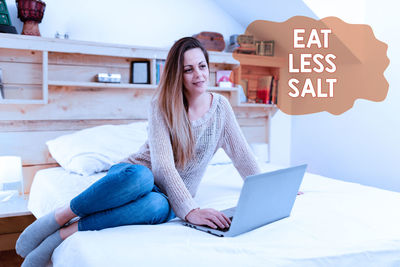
185, 208, 231, 229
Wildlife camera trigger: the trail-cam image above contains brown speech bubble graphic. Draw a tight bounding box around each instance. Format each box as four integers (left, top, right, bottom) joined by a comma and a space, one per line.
233, 16, 389, 115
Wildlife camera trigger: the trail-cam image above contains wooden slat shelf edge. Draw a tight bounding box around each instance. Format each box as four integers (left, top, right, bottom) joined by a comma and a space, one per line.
0, 33, 239, 64
0, 99, 46, 104
208, 86, 238, 92
233, 53, 286, 68
47, 80, 239, 92
48, 80, 158, 89
238, 103, 276, 108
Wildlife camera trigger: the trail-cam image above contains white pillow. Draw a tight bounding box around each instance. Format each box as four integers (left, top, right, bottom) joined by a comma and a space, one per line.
209, 148, 232, 165
46, 122, 148, 176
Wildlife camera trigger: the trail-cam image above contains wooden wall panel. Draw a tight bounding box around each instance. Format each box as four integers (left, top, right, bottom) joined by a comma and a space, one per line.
0, 131, 59, 165
0, 120, 269, 164
0, 62, 42, 84
1, 116, 269, 194
0, 119, 141, 132
0, 39, 273, 195
0, 88, 154, 120
0, 49, 42, 63
48, 65, 131, 83
1, 84, 43, 100
48, 52, 131, 67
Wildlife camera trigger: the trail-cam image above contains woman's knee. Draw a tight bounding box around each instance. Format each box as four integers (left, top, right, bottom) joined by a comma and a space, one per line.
110, 163, 154, 192
145, 192, 171, 224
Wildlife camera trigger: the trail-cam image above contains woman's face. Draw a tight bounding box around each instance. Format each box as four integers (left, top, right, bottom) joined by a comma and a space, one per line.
182, 48, 209, 95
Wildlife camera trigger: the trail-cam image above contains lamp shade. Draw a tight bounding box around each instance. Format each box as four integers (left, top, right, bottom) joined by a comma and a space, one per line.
0, 156, 23, 184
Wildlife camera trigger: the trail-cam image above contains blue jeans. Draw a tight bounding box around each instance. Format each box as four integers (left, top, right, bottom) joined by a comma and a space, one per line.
70, 163, 176, 231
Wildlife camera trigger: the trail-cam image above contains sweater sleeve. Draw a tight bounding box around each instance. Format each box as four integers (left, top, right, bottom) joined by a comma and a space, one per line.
221, 97, 261, 180
147, 103, 199, 220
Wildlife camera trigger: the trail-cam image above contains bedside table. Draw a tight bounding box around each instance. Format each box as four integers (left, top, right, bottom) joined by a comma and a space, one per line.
0, 193, 35, 251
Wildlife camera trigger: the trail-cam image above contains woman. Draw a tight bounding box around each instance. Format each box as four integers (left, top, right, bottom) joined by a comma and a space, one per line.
16, 37, 261, 266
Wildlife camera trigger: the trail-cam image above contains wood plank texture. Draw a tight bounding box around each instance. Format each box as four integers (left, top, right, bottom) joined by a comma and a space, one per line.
0, 214, 35, 252
0, 233, 20, 251
0, 249, 24, 265
0, 215, 35, 235
0, 34, 276, 195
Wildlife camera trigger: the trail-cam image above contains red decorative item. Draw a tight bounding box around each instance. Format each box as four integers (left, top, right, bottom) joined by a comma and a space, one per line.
16, 0, 46, 36
193, 32, 225, 52
256, 89, 269, 104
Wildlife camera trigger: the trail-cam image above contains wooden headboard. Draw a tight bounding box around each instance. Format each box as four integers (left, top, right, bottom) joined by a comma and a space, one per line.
0, 34, 277, 194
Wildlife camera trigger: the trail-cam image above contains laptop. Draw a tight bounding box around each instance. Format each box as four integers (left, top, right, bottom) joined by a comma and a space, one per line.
182, 164, 307, 237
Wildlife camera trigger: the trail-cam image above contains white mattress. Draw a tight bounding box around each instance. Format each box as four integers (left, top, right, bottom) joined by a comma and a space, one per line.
28, 163, 400, 267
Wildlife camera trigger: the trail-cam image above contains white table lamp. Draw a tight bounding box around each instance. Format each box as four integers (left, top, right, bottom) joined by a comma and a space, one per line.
0, 156, 23, 201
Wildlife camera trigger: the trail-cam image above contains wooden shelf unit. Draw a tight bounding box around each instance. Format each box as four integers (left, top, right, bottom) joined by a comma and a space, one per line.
47, 80, 239, 93
231, 53, 284, 104
0, 33, 281, 109
0, 34, 279, 187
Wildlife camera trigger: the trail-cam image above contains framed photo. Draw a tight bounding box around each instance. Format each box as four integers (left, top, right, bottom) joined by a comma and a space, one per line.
256, 40, 274, 56
263, 41, 274, 56
131, 61, 150, 84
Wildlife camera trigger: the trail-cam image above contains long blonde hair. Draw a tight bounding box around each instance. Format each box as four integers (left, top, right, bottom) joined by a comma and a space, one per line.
153, 37, 209, 169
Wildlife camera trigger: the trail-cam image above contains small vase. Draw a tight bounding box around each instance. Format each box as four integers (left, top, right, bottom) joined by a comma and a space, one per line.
16, 0, 46, 36
21, 20, 40, 36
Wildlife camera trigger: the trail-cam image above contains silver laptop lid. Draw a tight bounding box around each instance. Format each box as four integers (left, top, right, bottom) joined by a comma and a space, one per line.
227, 164, 307, 237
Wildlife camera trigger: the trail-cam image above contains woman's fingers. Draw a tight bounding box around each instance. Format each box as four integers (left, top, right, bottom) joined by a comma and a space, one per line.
211, 210, 231, 228
208, 215, 225, 229
203, 218, 218, 229
220, 212, 231, 227
187, 208, 232, 229
210, 212, 231, 228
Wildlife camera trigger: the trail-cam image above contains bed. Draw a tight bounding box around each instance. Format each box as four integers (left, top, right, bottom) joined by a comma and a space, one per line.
28, 160, 400, 267
4, 37, 399, 266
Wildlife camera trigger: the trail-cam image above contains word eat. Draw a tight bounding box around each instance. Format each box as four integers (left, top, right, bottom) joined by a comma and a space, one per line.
294, 29, 332, 48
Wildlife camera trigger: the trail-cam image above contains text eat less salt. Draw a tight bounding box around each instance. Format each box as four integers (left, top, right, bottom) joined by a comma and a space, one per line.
288, 29, 337, 98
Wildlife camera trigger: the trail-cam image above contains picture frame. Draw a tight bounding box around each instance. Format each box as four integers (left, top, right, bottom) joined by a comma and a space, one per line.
256, 40, 275, 56
264, 40, 274, 56
131, 61, 150, 84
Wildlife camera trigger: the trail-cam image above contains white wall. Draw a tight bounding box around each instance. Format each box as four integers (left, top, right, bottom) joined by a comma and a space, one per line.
8, 0, 394, 191
213, 0, 317, 166
5, 0, 316, 167
292, 0, 400, 192
6, 0, 244, 47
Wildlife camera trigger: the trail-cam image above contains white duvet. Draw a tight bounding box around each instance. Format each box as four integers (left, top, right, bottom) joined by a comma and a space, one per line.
28, 162, 400, 267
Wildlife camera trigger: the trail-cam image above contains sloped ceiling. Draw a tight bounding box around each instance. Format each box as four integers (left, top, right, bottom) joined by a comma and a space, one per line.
212, 0, 318, 29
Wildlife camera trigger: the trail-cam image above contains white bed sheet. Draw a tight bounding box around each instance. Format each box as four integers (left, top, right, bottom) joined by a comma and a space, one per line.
28, 163, 400, 267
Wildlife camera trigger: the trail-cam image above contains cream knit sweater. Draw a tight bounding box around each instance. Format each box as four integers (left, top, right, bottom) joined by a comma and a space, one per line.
121, 93, 261, 220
